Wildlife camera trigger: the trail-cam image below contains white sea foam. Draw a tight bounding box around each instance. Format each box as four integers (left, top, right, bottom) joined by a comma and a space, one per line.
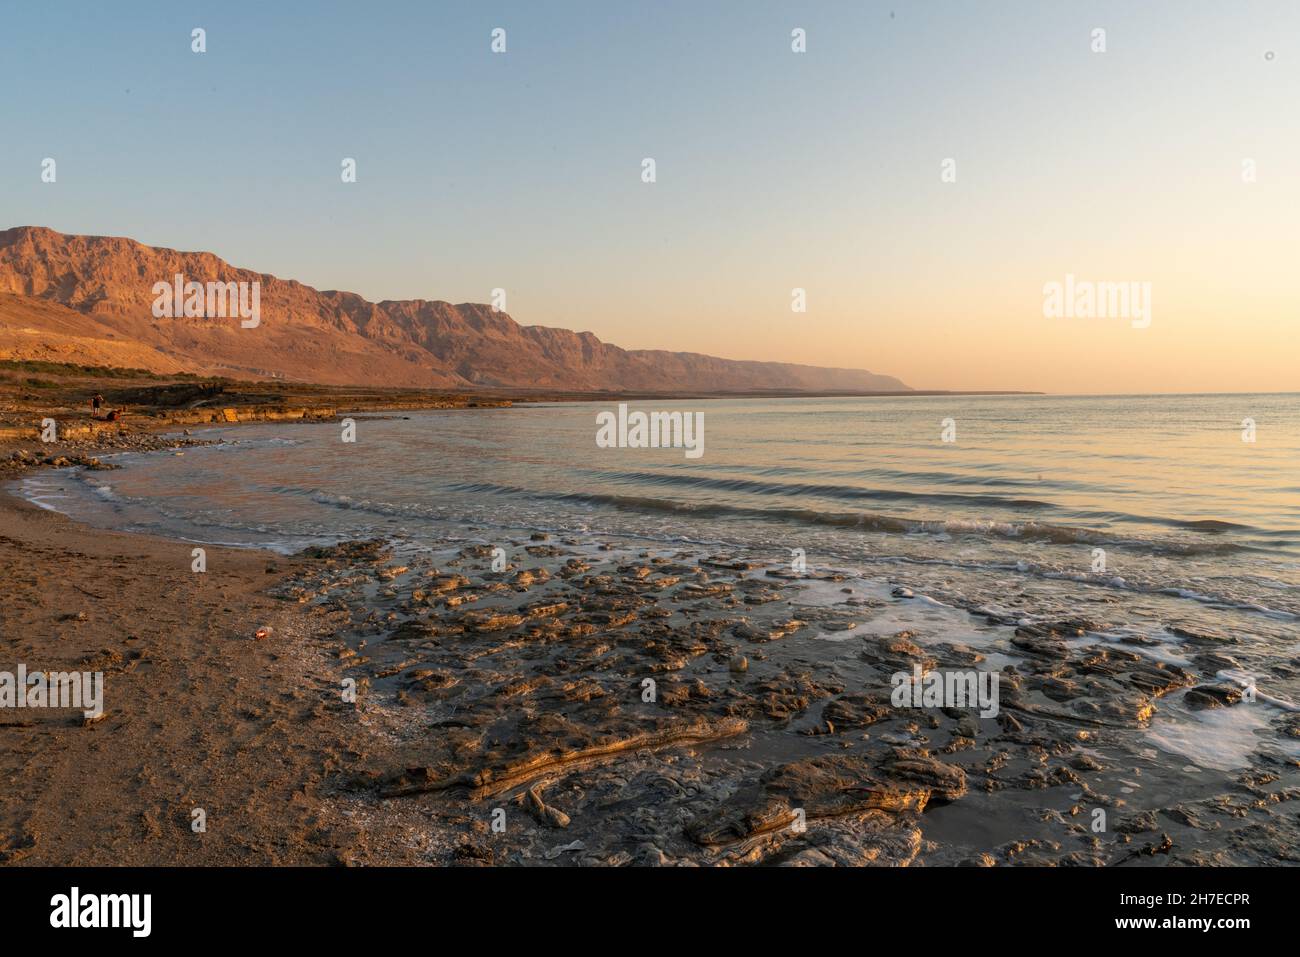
1146, 704, 1280, 771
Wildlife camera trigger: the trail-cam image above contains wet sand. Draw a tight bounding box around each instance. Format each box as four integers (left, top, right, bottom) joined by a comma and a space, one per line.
0, 488, 428, 865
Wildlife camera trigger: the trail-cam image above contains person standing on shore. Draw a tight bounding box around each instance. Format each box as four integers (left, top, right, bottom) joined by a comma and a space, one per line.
91, 393, 104, 419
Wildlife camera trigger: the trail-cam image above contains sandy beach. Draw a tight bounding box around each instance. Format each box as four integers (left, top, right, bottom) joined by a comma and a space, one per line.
0, 466, 430, 866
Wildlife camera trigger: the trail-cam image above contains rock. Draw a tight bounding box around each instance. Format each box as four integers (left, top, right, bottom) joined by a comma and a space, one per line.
680, 582, 733, 598
821, 694, 891, 730
780, 848, 837, 867
1115, 833, 1174, 863
862, 633, 936, 671
636, 843, 668, 866
512, 568, 550, 588
955, 716, 979, 739
1168, 624, 1237, 646
881, 754, 967, 802
687, 754, 931, 846
386, 619, 443, 641
1184, 683, 1243, 710
1011, 631, 1070, 657
734, 620, 804, 642
1114, 810, 1158, 834
458, 610, 525, 633
821, 620, 858, 632
520, 600, 568, 620
427, 573, 471, 594
729, 655, 749, 674
1281, 715, 1300, 739
298, 539, 390, 562
1126, 661, 1195, 697
1191, 652, 1242, 674
1118, 633, 1160, 647
1160, 805, 1218, 830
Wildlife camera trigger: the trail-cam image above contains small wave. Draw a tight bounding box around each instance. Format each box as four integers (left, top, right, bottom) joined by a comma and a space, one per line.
304, 489, 435, 519
568, 469, 1059, 512
456, 472, 1280, 551
439, 482, 1251, 557
1175, 518, 1253, 532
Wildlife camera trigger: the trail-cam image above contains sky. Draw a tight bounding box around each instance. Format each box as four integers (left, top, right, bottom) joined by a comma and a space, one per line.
1, 1, 1296, 394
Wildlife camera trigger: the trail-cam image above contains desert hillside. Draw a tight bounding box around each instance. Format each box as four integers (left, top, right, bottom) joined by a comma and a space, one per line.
0, 226, 909, 392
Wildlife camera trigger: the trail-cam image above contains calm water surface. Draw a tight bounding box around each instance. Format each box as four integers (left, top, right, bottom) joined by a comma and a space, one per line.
22, 392, 1298, 606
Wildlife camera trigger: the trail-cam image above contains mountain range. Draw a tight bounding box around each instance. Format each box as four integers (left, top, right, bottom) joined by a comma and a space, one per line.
0, 226, 908, 393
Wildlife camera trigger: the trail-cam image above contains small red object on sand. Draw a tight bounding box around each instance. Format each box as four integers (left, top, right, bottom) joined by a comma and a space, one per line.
254, 627, 272, 641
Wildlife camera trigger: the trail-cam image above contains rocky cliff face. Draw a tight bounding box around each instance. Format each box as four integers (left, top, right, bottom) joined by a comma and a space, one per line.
0, 226, 909, 392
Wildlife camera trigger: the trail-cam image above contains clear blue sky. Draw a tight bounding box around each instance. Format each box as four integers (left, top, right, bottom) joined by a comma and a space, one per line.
1, 1, 1295, 392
